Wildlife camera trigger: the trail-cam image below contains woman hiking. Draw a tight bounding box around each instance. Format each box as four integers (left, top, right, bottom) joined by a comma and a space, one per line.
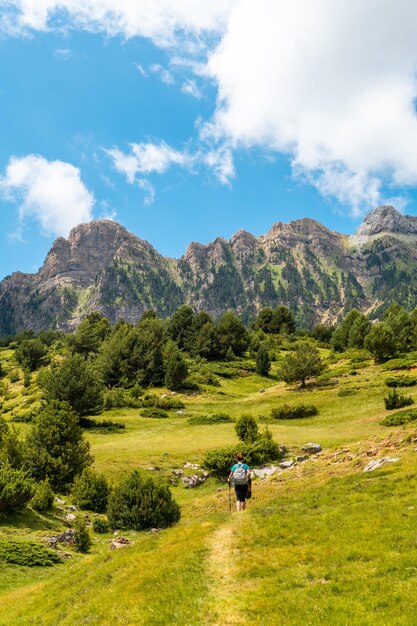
228, 452, 252, 512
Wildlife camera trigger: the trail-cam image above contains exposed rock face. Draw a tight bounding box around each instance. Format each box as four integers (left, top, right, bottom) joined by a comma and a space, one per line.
2, 206, 417, 334
355, 205, 417, 238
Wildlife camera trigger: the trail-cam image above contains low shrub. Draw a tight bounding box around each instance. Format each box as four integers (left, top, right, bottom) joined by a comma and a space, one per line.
271, 404, 318, 420
384, 389, 414, 410
381, 409, 417, 426
0, 463, 34, 513
30, 479, 54, 512
139, 394, 184, 410
203, 429, 283, 476
8, 371, 19, 383
93, 518, 110, 534
140, 408, 169, 418
385, 376, 417, 388
80, 417, 125, 431
337, 389, 357, 397
187, 413, 233, 425
103, 388, 126, 410
72, 469, 110, 513
235, 414, 259, 442
381, 357, 417, 371
0, 539, 61, 566
74, 518, 92, 553
107, 469, 181, 531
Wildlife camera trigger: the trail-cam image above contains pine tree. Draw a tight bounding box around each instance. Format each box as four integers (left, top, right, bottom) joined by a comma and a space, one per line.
255, 344, 271, 376
25, 401, 93, 492
164, 344, 188, 390
279, 340, 326, 388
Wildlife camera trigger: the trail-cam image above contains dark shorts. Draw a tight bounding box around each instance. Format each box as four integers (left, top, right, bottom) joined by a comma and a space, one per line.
234, 483, 248, 502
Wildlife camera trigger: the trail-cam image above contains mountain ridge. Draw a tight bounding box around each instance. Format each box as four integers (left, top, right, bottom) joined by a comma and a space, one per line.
2, 205, 417, 334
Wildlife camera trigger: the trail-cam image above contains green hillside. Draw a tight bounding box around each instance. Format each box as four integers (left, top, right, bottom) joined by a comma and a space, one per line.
1, 335, 417, 625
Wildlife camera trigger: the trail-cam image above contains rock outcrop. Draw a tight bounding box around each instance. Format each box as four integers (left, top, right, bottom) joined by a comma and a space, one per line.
2, 206, 417, 334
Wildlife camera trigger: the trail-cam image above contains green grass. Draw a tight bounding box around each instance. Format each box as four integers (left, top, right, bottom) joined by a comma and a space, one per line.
3, 349, 417, 624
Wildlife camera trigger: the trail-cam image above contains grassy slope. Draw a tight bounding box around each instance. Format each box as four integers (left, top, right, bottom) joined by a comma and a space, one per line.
1, 348, 417, 624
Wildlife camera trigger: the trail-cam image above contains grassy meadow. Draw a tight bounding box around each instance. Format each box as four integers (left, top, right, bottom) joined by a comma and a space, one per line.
1, 345, 417, 625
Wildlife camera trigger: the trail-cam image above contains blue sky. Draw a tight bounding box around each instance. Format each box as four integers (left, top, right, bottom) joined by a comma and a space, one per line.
1, 1, 417, 280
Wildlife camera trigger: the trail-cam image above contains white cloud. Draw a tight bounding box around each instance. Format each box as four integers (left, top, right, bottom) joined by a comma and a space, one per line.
181, 79, 202, 99
135, 63, 147, 77
106, 141, 193, 182
138, 178, 156, 206
54, 47, 72, 59
0, 154, 94, 236
204, 148, 234, 185
150, 63, 174, 85
4, 0, 235, 46
8, 1, 417, 213
204, 0, 417, 213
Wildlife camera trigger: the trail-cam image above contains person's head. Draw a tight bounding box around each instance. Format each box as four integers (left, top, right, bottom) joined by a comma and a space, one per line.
236, 452, 244, 462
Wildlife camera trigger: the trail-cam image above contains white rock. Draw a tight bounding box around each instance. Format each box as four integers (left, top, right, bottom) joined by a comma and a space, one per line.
363, 457, 400, 472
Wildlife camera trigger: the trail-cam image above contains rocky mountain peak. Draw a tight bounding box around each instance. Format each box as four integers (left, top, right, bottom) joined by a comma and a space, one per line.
355, 205, 417, 238
39, 220, 134, 285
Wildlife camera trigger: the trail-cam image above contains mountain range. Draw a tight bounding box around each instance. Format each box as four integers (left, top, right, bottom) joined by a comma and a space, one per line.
1, 205, 417, 334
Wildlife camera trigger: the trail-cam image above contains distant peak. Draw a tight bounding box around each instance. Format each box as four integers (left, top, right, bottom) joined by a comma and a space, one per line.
355, 205, 417, 238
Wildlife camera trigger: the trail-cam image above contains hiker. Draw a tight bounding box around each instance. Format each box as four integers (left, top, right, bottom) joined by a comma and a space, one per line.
228, 452, 251, 512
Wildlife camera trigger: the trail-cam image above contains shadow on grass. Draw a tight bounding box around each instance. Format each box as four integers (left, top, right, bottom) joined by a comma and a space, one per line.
0, 508, 64, 532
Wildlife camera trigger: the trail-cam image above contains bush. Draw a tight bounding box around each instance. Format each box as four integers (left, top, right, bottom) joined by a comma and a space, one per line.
187, 413, 233, 425
140, 408, 169, 418
337, 389, 357, 397
93, 518, 110, 534
0, 539, 61, 566
0, 463, 34, 513
25, 401, 93, 492
30, 479, 54, 512
381, 409, 417, 426
384, 389, 414, 410
139, 394, 185, 410
385, 376, 417, 388
235, 414, 259, 443
79, 417, 125, 431
381, 357, 416, 371
271, 404, 318, 420
107, 470, 181, 531
8, 371, 19, 383
74, 518, 92, 553
72, 469, 110, 513
203, 429, 283, 476
103, 388, 126, 410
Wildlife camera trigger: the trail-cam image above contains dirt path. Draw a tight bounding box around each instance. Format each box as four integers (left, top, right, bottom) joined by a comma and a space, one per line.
205, 514, 246, 626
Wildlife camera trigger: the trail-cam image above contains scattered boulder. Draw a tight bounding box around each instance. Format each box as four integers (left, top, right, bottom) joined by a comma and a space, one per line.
172, 469, 184, 477
252, 466, 281, 479
363, 457, 400, 472
47, 529, 76, 547
259, 389, 265, 393
184, 462, 200, 469
177, 410, 185, 415
67, 505, 78, 512
55, 497, 66, 505
280, 460, 294, 469
182, 472, 209, 488
110, 536, 134, 550
302, 443, 322, 454
66, 513, 76, 522
296, 455, 309, 462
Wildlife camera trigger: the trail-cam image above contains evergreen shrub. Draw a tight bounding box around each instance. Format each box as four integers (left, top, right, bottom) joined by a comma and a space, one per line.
187, 413, 233, 425
74, 518, 92, 553
140, 408, 169, 418
108, 470, 181, 531
93, 518, 110, 534
384, 389, 413, 410
271, 404, 318, 420
0, 539, 61, 566
72, 469, 110, 513
385, 376, 417, 388
30, 479, 54, 512
381, 409, 417, 426
0, 463, 34, 513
